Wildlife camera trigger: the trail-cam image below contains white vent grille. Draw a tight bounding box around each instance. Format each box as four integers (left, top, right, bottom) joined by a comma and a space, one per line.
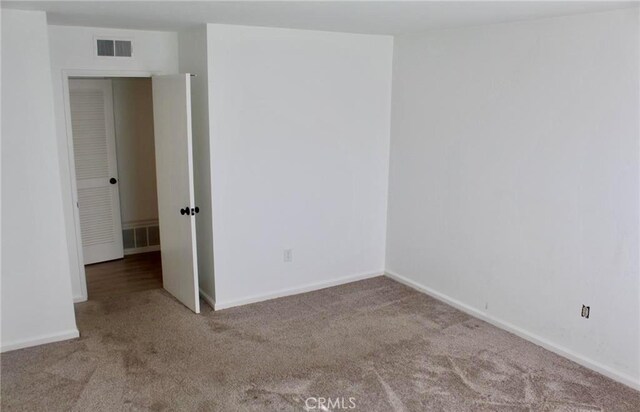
96, 39, 132, 57
115, 40, 132, 57
123, 222, 160, 252
123, 228, 135, 249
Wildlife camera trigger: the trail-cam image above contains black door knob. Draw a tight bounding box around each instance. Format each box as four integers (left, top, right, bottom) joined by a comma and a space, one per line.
109, 178, 117, 184
191, 207, 200, 214
180, 207, 191, 216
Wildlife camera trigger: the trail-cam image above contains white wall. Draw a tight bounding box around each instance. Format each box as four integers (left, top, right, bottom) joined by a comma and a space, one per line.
386, 8, 640, 387
111, 78, 158, 225
207, 24, 393, 308
1, 10, 79, 351
178, 26, 216, 305
48, 25, 178, 301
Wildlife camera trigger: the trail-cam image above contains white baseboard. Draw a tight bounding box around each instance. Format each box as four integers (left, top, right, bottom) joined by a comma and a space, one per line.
1, 329, 80, 353
199, 288, 216, 310
124, 245, 160, 256
73, 294, 87, 303
384, 270, 640, 391
215, 271, 383, 310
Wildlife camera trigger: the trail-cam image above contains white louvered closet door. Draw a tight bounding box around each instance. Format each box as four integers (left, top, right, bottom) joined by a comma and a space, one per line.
69, 79, 124, 265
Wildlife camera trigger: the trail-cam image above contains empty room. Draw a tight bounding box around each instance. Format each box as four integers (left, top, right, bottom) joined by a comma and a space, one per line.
1, 1, 639, 410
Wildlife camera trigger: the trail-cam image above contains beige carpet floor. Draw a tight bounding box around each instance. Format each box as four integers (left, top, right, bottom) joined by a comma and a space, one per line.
2, 276, 639, 411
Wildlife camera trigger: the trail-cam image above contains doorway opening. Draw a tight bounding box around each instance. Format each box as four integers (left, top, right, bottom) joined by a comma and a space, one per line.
68, 77, 163, 299
65, 72, 201, 313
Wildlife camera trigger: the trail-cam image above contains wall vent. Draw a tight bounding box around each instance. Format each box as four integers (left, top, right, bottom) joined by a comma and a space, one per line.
122, 221, 159, 254
96, 39, 132, 57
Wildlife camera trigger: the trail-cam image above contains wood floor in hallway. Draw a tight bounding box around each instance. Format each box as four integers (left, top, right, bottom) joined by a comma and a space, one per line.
85, 251, 162, 300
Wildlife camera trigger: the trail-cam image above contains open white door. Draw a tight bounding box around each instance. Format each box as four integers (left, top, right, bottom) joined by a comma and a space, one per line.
69, 79, 124, 265
152, 74, 200, 313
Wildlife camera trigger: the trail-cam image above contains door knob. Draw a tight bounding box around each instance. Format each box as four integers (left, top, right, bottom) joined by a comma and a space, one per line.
109, 177, 117, 184
191, 207, 200, 214
180, 207, 191, 216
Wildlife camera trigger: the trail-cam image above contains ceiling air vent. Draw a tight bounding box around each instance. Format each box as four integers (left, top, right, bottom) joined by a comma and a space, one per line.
96, 39, 132, 57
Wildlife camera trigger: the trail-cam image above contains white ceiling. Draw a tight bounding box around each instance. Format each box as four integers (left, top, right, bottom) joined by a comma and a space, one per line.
2, 1, 637, 35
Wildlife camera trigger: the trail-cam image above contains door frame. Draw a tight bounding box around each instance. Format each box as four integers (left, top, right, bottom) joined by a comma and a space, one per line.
62, 69, 155, 302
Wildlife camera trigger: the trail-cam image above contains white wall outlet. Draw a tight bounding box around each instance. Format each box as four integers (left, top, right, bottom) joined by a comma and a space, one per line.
581, 305, 590, 319
283, 248, 293, 263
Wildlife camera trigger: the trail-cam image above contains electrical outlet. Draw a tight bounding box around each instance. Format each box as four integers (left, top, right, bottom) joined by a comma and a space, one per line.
581, 305, 590, 319
283, 248, 293, 263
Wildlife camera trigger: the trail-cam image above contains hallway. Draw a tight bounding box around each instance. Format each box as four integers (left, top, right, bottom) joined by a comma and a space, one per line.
85, 252, 162, 300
